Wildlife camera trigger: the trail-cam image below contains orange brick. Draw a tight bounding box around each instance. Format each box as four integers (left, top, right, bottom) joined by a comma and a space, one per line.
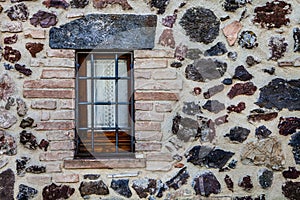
31, 100, 57, 110
23, 90, 74, 99
24, 80, 74, 88
36, 121, 74, 130
135, 79, 182, 90
134, 50, 174, 58
46, 131, 75, 141
135, 59, 167, 69
155, 103, 173, 112
135, 111, 164, 121
135, 131, 163, 141
41, 69, 75, 79
39, 151, 73, 161
135, 92, 179, 101
135, 102, 153, 111
52, 174, 79, 183
47, 49, 75, 58
135, 122, 161, 131
51, 111, 74, 120
135, 142, 162, 151
50, 141, 75, 150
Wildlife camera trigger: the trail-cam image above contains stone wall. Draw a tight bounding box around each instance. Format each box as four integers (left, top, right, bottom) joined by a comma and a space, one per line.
0, 0, 300, 199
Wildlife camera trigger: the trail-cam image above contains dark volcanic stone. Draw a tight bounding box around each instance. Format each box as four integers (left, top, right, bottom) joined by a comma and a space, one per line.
238, 31, 258, 49
20, 117, 34, 129
198, 116, 216, 142
172, 115, 200, 142
293, 27, 300, 52
170, 62, 182, 68
182, 102, 202, 116
174, 44, 188, 61
83, 174, 100, 180
224, 174, 234, 192
186, 145, 234, 169
25, 42, 44, 57
228, 159, 237, 169
132, 178, 157, 198
0, 169, 15, 200
263, 67, 275, 75
225, 126, 250, 143
204, 42, 228, 56
42, 183, 75, 200
4, 34, 18, 44
255, 125, 272, 139
150, 0, 170, 14
185, 59, 227, 82
256, 78, 300, 111
289, 132, 300, 164
203, 84, 224, 99
202, 100, 225, 114
238, 175, 253, 191
233, 65, 253, 81
26, 165, 46, 174
155, 180, 167, 198
50, 14, 157, 49
15, 64, 32, 76
186, 49, 202, 60
282, 181, 300, 200
278, 117, 300, 136
222, 78, 233, 85
70, 0, 89, 8
17, 184, 38, 200
30, 10, 58, 28
20, 130, 38, 150
5, 97, 15, 110
228, 51, 238, 61
268, 36, 288, 60
0, 130, 17, 156
222, 0, 251, 12
193, 87, 202, 95
246, 56, 260, 66
254, 1, 292, 29
79, 180, 109, 197
193, 171, 221, 197
3, 46, 21, 63
5, 3, 29, 21
248, 110, 278, 122
93, 0, 132, 10
227, 82, 257, 99
43, 0, 70, 9
227, 102, 246, 113
180, 7, 220, 44
282, 167, 300, 179
110, 179, 132, 198
166, 167, 189, 190
16, 157, 30, 176
258, 168, 273, 189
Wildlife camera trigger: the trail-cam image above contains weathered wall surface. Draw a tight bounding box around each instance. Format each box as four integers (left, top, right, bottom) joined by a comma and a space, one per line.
0, 0, 300, 199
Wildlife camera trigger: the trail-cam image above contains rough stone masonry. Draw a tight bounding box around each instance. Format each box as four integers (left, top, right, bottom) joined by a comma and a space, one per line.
0, 0, 300, 199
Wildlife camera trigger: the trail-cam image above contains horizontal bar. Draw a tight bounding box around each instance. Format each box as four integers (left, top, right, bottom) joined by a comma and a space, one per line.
78, 77, 131, 80
78, 102, 131, 105
78, 127, 132, 131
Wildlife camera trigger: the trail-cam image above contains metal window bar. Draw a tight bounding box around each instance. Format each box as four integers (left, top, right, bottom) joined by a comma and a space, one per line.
75, 51, 134, 157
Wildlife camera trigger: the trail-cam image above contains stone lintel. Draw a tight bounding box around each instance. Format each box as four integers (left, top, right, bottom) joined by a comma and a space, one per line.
49, 14, 157, 50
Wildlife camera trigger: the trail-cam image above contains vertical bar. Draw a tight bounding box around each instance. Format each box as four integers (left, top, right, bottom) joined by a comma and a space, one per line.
130, 52, 135, 153
91, 54, 95, 153
75, 53, 79, 155
115, 53, 119, 153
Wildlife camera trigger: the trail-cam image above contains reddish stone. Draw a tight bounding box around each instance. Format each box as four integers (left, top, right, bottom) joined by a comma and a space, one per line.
39, 139, 49, 151
222, 21, 242, 46
159, 29, 175, 49
227, 102, 246, 113
162, 14, 177, 28
25, 43, 44, 57
214, 115, 229, 125
278, 117, 300, 136
93, 0, 132, 10
224, 175, 234, 192
42, 183, 75, 200
282, 167, 300, 179
30, 10, 58, 28
227, 82, 257, 99
43, 0, 70, 9
248, 109, 278, 122
4, 34, 18, 44
15, 64, 32, 76
3, 46, 21, 63
238, 175, 253, 191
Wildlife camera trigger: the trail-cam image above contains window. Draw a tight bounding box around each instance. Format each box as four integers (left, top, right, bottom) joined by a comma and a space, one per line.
75, 51, 134, 158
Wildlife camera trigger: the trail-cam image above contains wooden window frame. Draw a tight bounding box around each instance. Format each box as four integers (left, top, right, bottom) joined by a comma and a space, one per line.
75, 51, 135, 159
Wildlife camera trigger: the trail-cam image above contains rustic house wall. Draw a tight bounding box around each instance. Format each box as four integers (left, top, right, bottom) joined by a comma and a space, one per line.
0, 0, 300, 199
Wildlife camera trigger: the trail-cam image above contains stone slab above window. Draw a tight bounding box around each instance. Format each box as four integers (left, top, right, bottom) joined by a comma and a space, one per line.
49, 14, 157, 50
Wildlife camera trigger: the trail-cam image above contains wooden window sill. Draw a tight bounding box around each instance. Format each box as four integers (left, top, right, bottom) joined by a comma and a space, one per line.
63, 158, 146, 169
